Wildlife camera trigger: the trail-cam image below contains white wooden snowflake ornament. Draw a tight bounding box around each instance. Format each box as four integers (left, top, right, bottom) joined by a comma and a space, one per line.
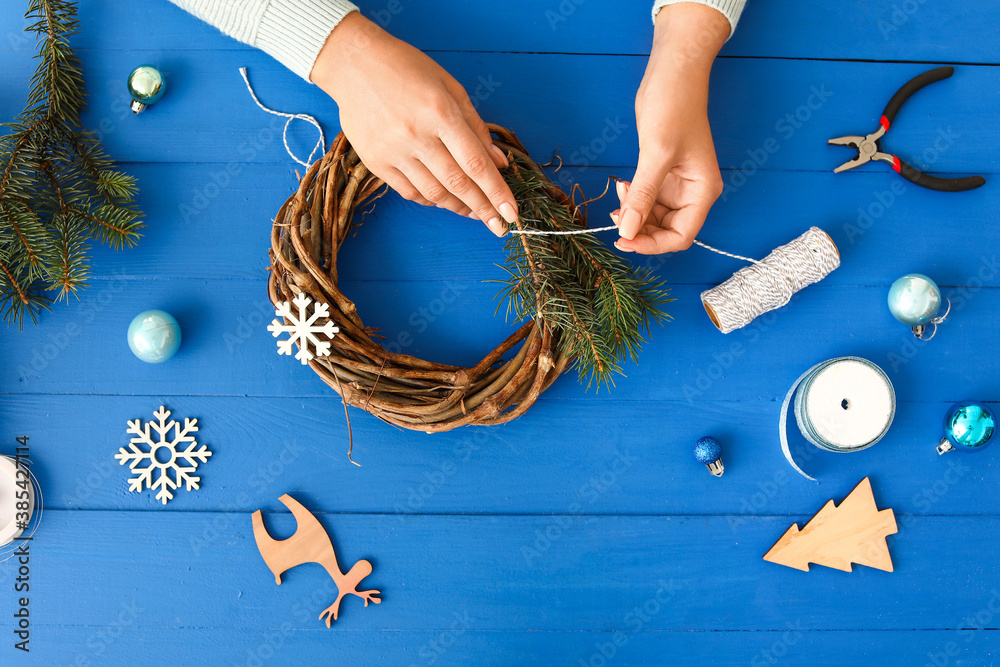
268, 292, 339, 365
116, 406, 212, 505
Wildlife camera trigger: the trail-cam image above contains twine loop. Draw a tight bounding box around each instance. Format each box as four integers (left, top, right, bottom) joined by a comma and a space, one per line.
239, 67, 324, 168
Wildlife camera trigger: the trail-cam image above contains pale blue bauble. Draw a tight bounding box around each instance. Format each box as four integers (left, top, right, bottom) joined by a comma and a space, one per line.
888, 273, 941, 326
128, 310, 181, 363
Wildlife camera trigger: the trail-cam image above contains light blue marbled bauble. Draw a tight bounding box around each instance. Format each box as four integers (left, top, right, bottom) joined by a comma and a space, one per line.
888, 273, 941, 326
694, 437, 722, 464
943, 401, 995, 452
128, 310, 181, 363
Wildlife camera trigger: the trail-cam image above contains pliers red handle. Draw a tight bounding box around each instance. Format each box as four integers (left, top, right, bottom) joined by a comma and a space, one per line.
829, 66, 986, 192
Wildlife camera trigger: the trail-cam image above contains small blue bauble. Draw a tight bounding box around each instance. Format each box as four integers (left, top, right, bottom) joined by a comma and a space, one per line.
694, 437, 724, 477
694, 437, 721, 463
938, 401, 995, 454
888, 273, 941, 326
127, 65, 165, 114
128, 310, 181, 363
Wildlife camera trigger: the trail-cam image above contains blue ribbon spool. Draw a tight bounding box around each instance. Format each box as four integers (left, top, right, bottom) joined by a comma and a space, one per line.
780, 357, 896, 481
0, 455, 42, 559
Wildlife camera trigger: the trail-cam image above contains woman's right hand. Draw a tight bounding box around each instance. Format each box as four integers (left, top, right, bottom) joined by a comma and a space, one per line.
311, 12, 517, 237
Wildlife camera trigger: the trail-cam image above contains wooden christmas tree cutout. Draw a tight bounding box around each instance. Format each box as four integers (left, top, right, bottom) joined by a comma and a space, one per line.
763, 477, 897, 572
252, 494, 381, 626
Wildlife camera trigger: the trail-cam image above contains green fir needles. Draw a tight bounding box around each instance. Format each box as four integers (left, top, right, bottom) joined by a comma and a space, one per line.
0, 0, 142, 328
497, 155, 672, 389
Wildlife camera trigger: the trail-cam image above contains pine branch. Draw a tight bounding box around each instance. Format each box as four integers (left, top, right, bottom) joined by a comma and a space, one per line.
496, 155, 673, 390
49, 211, 89, 299
1, 197, 58, 285
0, 0, 142, 329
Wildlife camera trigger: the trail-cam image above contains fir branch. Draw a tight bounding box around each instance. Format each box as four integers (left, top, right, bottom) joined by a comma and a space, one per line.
49, 211, 89, 299
0, 0, 142, 328
27, 0, 84, 123
496, 155, 673, 390
0, 197, 55, 281
0, 118, 44, 195
0, 253, 50, 326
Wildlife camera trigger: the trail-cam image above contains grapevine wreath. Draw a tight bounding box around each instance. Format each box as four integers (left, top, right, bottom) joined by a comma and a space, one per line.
268, 125, 670, 433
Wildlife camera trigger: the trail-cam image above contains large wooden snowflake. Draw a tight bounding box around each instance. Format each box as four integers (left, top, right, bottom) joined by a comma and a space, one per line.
268, 293, 340, 365
116, 406, 212, 505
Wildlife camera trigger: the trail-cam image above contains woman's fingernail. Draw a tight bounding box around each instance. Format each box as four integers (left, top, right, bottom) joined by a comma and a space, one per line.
498, 202, 518, 224
490, 144, 509, 167
487, 217, 506, 237
616, 181, 626, 201
610, 212, 620, 226
618, 208, 641, 238
614, 241, 634, 253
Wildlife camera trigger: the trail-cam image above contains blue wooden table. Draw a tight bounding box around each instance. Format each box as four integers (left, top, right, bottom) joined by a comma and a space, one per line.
1, 1, 999, 665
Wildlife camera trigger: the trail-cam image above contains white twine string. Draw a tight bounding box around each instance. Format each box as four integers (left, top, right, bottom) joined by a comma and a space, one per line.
691, 239, 760, 264
511, 223, 618, 236
510, 223, 763, 265
239, 67, 324, 168
700, 227, 840, 334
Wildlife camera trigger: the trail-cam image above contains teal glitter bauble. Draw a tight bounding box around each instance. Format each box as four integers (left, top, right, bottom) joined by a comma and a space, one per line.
888, 273, 941, 326
938, 401, 995, 454
128, 310, 181, 363
127, 65, 165, 114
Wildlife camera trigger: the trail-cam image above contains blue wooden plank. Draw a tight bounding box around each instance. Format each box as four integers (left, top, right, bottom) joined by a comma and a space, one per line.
1, 627, 996, 667
2, 627, 997, 666
72, 164, 1000, 288
0, 510, 998, 634
373, 0, 1000, 65
1, 278, 998, 403
2, 50, 996, 173
1, 394, 995, 517
3, 0, 999, 64
2, 2, 998, 662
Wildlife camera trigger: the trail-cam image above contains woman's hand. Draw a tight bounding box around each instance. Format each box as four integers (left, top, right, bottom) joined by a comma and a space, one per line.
311, 13, 517, 237
614, 3, 731, 254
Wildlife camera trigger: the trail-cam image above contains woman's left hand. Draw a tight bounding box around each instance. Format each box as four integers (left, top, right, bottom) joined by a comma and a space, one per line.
614, 3, 731, 255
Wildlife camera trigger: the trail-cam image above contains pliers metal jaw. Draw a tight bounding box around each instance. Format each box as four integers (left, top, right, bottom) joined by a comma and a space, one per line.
830, 125, 895, 173
828, 66, 986, 192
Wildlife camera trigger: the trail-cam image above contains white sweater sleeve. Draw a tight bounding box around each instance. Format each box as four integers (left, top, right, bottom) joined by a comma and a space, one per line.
652, 0, 746, 37
168, 0, 358, 81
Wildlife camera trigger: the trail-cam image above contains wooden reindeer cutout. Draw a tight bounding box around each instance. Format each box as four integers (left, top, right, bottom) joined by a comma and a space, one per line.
764, 477, 897, 573
252, 494, 381, 626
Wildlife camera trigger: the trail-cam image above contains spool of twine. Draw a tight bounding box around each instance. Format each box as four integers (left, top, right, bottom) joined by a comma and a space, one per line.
701, 227, 840, 333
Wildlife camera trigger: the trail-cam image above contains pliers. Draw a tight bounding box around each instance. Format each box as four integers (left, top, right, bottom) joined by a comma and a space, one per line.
829, 66, 985, 192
